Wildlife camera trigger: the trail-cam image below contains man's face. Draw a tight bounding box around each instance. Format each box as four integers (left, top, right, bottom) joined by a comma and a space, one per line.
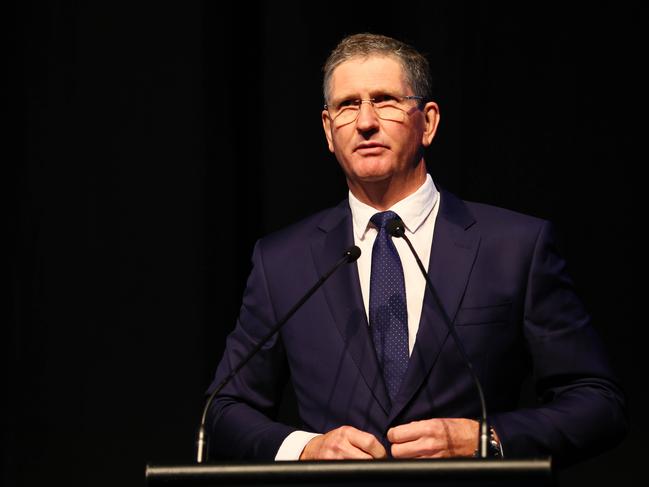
322, 55, 439, 186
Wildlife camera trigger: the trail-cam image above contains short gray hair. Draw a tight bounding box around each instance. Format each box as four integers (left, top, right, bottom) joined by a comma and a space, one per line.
322, 33, 433, 104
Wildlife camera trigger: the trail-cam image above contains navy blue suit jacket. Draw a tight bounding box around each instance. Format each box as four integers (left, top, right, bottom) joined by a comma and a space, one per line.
207, 189, 626, 465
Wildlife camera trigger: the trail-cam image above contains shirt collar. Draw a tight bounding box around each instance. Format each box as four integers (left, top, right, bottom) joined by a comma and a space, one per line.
349, 173, 439, 241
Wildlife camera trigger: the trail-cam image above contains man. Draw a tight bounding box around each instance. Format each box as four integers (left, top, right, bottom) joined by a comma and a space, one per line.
206, 33, 626, 464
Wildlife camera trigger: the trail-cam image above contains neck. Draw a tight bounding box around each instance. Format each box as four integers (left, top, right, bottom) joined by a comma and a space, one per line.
348, 162, 427, 211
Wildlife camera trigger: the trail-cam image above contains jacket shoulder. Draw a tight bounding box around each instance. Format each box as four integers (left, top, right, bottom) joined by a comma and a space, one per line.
439, 189, 551, 248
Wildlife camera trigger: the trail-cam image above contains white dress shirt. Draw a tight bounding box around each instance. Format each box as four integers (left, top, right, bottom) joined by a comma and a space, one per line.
275, 174, 441, 460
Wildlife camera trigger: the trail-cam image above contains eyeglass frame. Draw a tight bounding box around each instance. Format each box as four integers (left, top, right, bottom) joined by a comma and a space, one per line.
324, 94, 425, 126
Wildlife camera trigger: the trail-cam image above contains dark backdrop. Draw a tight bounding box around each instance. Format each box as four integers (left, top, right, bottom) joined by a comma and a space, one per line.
6, 1, 643, 486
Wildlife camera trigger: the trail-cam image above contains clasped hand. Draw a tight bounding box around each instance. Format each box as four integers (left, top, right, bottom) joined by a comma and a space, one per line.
299, 418, 479, 460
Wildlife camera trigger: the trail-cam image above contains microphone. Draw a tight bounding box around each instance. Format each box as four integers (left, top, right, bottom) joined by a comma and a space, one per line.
386, 218, 490, 459
196, 245, 362, 463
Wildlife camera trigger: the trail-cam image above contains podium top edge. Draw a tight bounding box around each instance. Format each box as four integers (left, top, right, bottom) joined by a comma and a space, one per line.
146, 458, 553, 479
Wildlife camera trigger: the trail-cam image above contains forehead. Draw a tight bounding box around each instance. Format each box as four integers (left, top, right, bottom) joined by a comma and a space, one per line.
329, 55, 410, 100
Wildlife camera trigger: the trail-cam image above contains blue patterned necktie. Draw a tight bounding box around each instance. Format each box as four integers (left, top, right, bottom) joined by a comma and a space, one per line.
369, 210, 409, 401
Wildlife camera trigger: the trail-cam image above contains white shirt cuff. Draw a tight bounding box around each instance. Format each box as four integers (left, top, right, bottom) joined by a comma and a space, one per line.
274, 431, 321, 461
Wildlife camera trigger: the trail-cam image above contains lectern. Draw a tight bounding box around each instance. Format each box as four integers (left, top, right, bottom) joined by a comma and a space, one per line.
145, 458, 554, 486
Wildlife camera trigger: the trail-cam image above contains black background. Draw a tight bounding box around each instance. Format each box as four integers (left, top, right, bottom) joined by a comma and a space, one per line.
6, 1, 643, 486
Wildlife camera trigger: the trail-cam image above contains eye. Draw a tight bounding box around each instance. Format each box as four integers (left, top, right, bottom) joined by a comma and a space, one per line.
372, 94, 398, 105
339, 99, 360, 109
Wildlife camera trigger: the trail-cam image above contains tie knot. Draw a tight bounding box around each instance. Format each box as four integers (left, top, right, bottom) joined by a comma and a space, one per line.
371, 210, 401, 230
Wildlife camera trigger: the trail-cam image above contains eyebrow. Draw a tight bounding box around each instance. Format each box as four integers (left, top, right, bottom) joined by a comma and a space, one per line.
331, 89, 400, 104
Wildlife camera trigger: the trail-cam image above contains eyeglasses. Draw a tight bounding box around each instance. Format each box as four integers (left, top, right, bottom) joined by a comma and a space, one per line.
324, 94, 424, 128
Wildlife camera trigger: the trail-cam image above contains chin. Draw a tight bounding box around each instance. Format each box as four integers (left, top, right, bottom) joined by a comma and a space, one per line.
349, 159, 395, 182
356, 173, 393, 183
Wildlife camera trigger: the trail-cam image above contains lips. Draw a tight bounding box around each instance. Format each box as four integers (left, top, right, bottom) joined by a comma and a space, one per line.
355, 142, 387, 152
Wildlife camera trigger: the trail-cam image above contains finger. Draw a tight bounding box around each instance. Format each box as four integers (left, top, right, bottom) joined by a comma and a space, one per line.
338, 445, 374, 460
317, 427, 383, 460
324, 436, 373, 460
391, 436, 442, 459
317, 445, 373, 460
413, 452, 448, 459
388, 420, 431, 443
345, 429, 387, 459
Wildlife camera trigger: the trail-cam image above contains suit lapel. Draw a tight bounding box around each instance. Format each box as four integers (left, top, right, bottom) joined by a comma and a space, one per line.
388, 189, 481, 424
310, 202, 392, 415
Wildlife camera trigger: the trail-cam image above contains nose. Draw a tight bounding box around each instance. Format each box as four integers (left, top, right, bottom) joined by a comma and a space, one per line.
355, 100, 380, 133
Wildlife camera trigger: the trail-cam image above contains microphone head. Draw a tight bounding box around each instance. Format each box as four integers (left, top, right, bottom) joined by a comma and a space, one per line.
387, 218, 405, 238
344, 245, 362, 263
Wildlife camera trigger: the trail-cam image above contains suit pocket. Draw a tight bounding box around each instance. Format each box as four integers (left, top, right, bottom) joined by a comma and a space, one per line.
454, 303, 511, 326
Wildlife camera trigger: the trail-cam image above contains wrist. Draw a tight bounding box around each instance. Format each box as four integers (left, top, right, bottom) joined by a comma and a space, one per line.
299, 435, 320, 460
488, 426, 502, 458
473, 426, 502, 458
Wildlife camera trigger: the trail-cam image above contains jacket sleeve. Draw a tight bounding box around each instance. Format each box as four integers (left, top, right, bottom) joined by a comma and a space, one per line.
489, 221, 627, 466
206, 240, 297, 460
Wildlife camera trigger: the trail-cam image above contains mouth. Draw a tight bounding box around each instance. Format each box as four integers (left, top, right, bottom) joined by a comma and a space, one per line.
354, 142, 388, 154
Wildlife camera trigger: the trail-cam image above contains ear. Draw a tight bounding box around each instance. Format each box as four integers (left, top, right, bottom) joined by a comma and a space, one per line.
322, 110, 335, 153
421, 101, 440, 148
